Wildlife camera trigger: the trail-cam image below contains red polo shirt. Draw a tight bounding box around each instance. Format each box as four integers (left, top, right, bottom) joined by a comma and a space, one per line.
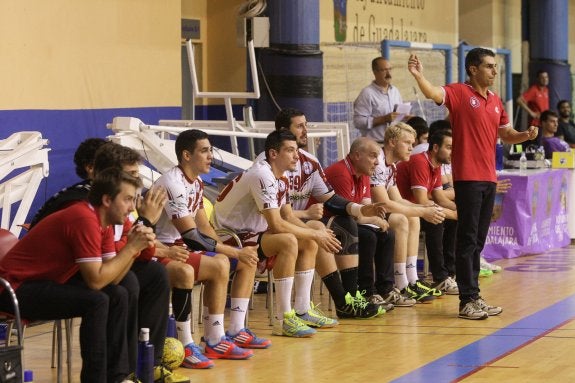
442, 82, 510, 183
396, 152, 442, 203
323, 156, 371, 211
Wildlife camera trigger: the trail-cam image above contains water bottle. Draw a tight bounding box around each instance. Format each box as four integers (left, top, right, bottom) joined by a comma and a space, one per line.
539, 146, 547, 168
167, 304, 177, 338
495, 140, 504, 171
519, 151, 528, 174
23, 370, 33, 383
136, 328, 154, 383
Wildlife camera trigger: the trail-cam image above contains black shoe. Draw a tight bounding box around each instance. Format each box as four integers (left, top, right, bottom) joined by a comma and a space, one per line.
335, 292, 382, 319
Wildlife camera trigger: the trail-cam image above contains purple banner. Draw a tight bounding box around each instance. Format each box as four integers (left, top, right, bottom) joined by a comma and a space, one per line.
483, 169, 570, 260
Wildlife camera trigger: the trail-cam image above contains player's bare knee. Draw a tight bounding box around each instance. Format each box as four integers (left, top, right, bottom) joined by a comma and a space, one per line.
168, 263, 195, 289
305, 220, 326, 230
390, 213, 408, 234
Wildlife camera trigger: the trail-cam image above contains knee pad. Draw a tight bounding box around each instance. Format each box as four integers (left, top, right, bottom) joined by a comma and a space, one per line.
325, 216, 358, 255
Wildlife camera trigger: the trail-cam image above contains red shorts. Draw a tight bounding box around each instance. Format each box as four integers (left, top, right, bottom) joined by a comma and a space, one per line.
159, 241, 217, 280
230, 231, 276, 273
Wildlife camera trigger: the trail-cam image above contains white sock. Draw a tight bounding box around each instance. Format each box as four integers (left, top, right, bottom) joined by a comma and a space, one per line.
294, 269, 314, 315
206, 313, 225, 345
176, 319, 194, 347
274, 276, 294, 320
394, 262, 409, 290
228, 298, 249, 335
406, 256, 419, 284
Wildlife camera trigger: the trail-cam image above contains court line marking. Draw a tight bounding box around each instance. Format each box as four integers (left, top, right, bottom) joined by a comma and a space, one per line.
390, 294, 575, 383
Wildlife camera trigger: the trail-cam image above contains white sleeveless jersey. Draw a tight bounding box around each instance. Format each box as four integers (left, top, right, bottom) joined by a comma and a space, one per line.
255, 149, 332, 211
370, 150, 397, 190
154, 166, 204, 244
214, 160, 288, 233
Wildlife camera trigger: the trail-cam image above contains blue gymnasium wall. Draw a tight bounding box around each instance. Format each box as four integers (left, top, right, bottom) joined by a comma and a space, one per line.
2, 107, 181, 225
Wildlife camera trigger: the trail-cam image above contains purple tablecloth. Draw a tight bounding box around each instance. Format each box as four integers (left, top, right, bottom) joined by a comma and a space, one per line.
483, 168, 570, 260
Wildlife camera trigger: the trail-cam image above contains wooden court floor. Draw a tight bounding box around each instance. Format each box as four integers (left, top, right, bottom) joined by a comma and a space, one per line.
21, 245, 575, 383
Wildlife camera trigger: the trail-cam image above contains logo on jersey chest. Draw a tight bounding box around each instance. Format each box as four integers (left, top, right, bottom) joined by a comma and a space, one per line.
469, 96, 480, 109
302, 161, 313, 175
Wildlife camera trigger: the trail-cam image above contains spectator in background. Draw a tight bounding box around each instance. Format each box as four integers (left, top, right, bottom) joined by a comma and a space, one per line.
556, 100, 575, 148
517, 70, 549, 127
406, 116, 429, 146
540, 110, 570, 158
412, 119, 451, 156
354, 57, 410, 141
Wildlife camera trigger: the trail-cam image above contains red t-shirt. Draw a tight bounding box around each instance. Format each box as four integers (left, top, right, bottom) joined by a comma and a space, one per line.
396, 152, 442, 203
442, 83, 510, 183
0, 201, 115, 290
521, 84, 549, 126
323, 156, 371, 212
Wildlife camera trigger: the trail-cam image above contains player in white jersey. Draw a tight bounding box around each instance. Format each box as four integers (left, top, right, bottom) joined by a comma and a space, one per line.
370, 122, 451, 301
264, 108, 394, 316
215, 130, 346, 337
154, 130, 266, 368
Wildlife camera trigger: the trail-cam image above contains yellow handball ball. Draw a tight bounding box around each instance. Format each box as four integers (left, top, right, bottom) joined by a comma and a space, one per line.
162, 337, 185, 370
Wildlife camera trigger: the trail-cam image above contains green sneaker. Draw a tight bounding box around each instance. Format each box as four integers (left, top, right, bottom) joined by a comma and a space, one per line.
479, 268, 493, 277
273, 309, 316, 337
296, 302, 339, 328
335, 293, 381, 319
405, 281, 435, 302
415, 280, 443, 297
355, 291, 386, 315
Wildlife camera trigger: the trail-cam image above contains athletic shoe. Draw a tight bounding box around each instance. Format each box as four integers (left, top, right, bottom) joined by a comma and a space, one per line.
153, 366, 190, 383
354, 291, 390, 313
404, 282, 435, 303
296, 302, 339, 328
181, 343, 214, 369
479, 268, 493, 277
383, 288, 416, 307
416, 279, 443, 297
335, 292, 381, 319
480, 257, 502, 273
458, 301, 488, 320
272, 309, 316, 337
203, 336, 254, 359
364, 293, 395, 312
474, 297, 503, 316
226, 328, 272, 349
433, 276, 459, 295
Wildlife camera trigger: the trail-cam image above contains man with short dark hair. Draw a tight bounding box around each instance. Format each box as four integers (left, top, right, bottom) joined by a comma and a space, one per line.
267, 108, 387, 317
215, 130, 341, 337
0, 168, 153, 383
540, 109, 570, 158
28, 140, 189, 381
409, 47, 537, 319
154, 129, 264, 363
556, 100, 575, 148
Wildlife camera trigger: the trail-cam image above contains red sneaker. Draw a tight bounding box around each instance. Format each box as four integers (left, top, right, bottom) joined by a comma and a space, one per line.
204, 336, 254, 360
